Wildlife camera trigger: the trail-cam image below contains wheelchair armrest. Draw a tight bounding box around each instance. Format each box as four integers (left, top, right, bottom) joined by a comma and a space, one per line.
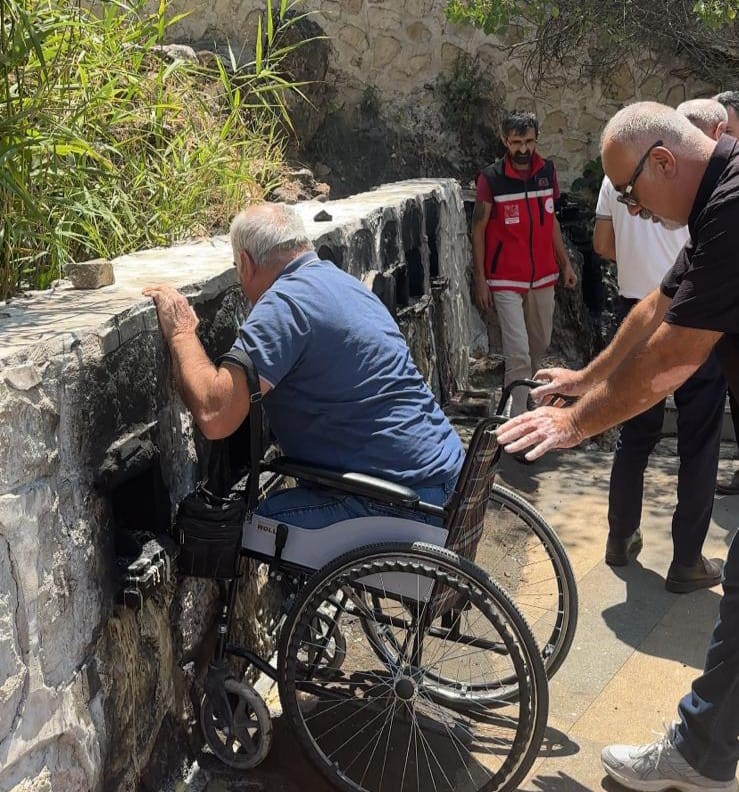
264, 456, 421, 507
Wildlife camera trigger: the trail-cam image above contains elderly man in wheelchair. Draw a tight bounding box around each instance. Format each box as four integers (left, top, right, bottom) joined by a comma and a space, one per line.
145, 203, 576, 792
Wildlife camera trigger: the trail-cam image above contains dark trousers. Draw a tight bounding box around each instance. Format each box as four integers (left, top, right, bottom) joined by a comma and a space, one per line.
607, 297, 726, 565
675, 528, 739, 780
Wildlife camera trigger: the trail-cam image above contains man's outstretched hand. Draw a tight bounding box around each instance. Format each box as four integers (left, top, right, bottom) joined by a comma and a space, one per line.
530, 367, 588, 405
143, 285, 199, 343
495, 406, 585, 461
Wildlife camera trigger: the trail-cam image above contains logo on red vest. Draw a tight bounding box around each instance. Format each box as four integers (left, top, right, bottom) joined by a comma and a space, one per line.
544, 197, 555, 213
538, 177, 550, 187
504, 204, 520, 225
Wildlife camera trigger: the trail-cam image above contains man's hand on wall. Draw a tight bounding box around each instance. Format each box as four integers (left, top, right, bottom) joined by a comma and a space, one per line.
143, 285, 199, 343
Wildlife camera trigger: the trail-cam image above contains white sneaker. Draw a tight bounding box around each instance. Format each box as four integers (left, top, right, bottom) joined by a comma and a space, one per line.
601, 723, 738, 792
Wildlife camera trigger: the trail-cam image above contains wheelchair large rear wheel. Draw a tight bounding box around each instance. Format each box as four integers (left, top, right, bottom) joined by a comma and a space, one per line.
278, 542, 548, 792
361, 485, 577, 696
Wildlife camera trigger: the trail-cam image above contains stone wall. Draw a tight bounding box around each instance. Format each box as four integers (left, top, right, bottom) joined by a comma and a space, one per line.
161, 0, 717, 188
0, 179, 471, 792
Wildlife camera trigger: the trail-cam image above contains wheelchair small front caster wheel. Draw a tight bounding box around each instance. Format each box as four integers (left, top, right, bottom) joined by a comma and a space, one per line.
200, 678, 272, 769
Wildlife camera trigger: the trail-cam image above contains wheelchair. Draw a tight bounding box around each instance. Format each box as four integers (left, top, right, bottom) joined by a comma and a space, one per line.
185, 379, 578, 792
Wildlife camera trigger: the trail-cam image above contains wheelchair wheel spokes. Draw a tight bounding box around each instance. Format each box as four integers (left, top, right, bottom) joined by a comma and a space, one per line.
361, 594, 524, 702
279, 543, 547, 792
297, 608, 347, 678
481, 484, 578, 680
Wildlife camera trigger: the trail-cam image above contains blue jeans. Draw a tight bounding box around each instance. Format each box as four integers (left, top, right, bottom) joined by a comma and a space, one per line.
675, 528, 739, 781
255, 479, 456, 529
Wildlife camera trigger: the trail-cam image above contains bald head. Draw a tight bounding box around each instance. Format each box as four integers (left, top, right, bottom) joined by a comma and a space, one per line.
676, 99, 727, 139
230, 203, 312, 269
600, 102, 716, 227
601, 101, 707, 154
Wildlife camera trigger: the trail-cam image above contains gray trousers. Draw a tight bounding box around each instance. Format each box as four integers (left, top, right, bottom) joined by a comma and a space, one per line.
490, 287, 555, 416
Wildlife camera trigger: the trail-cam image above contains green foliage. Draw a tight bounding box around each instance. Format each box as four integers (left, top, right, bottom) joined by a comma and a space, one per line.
445, 0, 739, 31
0, 0, 310, 300
445, 0, 518, 33
436, 54, 491, 142
444, 0, 739, 86
693, 0, 738, 27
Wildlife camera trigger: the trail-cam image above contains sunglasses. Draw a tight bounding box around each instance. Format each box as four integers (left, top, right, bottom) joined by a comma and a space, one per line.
615, 139, 663, 207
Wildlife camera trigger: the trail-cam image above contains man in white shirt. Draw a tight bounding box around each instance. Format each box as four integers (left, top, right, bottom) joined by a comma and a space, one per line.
593, 174, 726, 591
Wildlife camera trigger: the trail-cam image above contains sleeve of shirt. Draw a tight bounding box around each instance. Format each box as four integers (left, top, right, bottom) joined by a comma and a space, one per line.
595, 177, 614, 219
660, 248, 690, 299
475, 172, 493, 203
663, 204, 736, 332
229, 289, 311, 389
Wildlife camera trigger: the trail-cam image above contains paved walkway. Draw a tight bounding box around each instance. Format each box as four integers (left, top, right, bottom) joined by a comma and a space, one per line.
184, 443, 739, 792
508, 444, 738, 790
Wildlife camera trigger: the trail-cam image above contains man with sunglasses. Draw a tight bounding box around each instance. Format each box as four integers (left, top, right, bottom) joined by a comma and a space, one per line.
497, 101, 739, 791
590, 103, 727, 590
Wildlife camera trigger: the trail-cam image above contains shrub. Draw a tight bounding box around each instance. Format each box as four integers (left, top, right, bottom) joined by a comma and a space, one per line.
0, 0, 311, 299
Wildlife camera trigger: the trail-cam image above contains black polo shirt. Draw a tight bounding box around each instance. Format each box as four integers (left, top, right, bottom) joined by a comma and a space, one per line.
661, 134, 739, 392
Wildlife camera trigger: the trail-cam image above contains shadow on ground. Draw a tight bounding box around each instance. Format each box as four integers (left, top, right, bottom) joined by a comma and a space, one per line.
527, 771, 594, 791
602, 562, 721, 665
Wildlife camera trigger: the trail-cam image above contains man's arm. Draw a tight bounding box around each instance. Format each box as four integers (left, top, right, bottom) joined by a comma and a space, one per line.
169, 332, 254, 439
532, 287, 672, 400
593, 218, 616, 262
497, 322, 722, 459
144, 285, 270, 440
471, 200, 493, 309
552, 217, 577, 289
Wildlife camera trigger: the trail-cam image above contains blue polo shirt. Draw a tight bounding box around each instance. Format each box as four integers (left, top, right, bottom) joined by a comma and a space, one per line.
230, 252, 464, 487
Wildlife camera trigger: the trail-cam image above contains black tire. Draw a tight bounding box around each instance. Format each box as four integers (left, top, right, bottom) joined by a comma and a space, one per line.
278, 542, 548, 792
484, 484, 578, 679
200, 678, 273, 769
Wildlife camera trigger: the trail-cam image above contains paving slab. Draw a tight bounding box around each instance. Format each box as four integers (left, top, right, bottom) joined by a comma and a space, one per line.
515, 447, 738, 789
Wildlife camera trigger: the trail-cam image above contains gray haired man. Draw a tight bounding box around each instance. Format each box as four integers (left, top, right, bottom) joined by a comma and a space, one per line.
144, 202, 464, 529
498, 102, 739, 791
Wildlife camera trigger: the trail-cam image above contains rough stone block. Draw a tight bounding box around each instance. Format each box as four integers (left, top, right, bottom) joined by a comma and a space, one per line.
406, 21, 431, 43
363, 269, 397, 316
94, 325, 121, 356
116, 310, 148, 346
65, 259, 115, 290
3, 364, 42, 391
372, 35, 401, 69
0, 392, 58, 491
0, 535, 26, 743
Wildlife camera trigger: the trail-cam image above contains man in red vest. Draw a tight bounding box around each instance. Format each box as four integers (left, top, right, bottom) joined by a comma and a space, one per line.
472, 110, 577, 419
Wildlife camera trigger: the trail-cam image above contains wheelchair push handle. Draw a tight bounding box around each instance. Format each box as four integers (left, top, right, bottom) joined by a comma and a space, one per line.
495, 378, 576, 419
496, 379, 542, 419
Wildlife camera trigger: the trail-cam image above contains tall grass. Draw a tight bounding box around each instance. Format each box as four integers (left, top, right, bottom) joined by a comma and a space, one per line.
0, 0, 313, 299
